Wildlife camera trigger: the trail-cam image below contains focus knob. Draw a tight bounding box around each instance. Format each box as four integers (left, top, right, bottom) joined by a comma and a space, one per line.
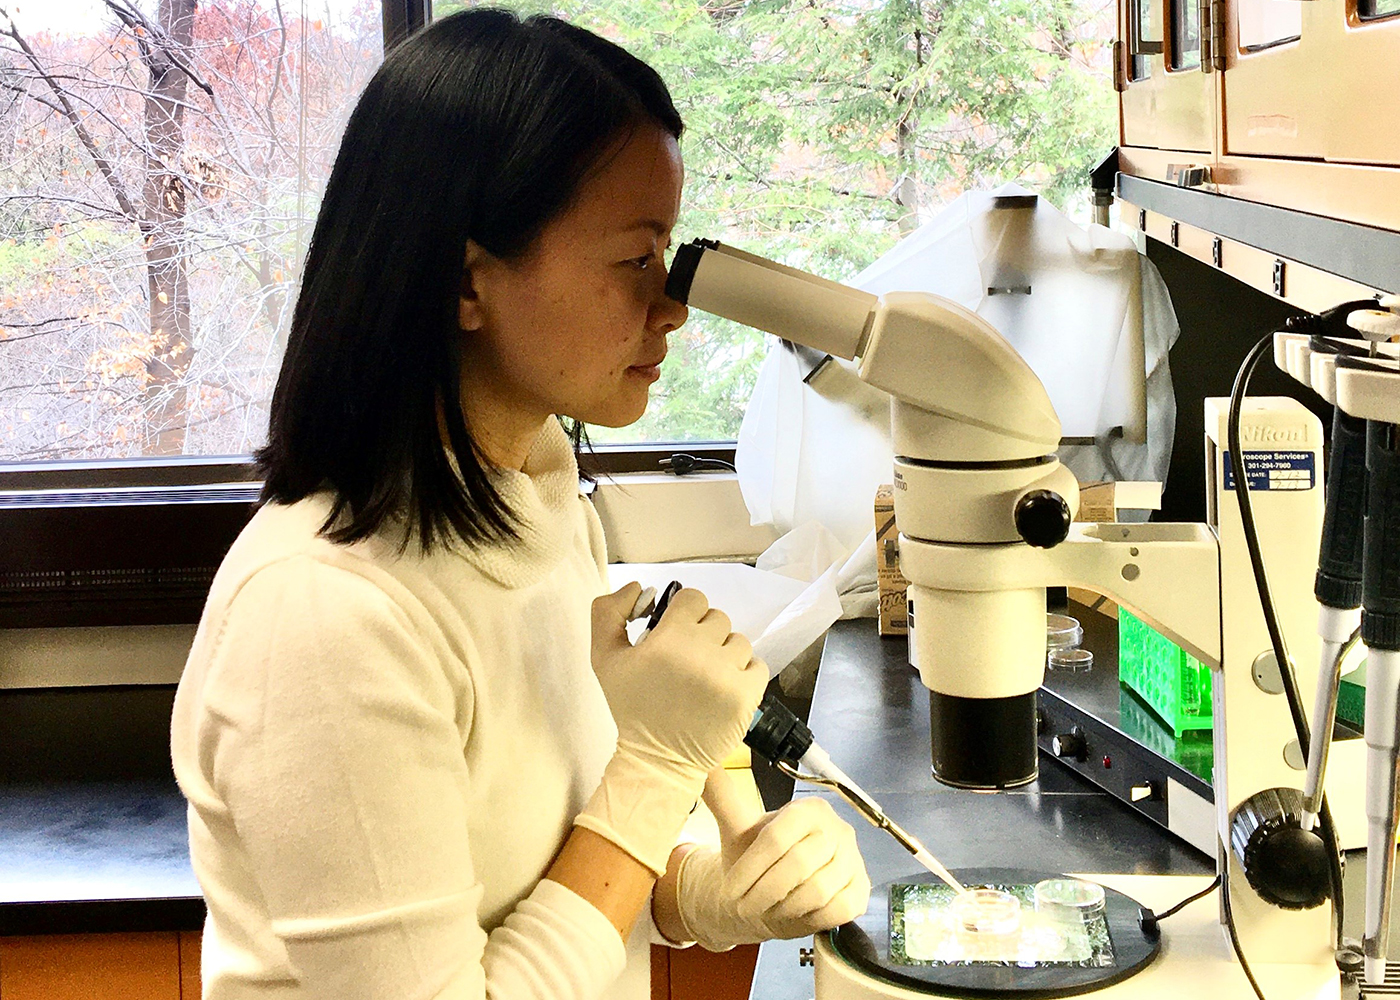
1229, 788, 1330, 910
1052, 729, 1086, 760
1015, 490, 1072, 549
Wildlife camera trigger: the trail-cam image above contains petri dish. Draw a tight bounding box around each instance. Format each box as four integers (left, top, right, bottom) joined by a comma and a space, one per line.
951, 888, 1022, 937
1049, 647, 1094, 672
1034, 879, 1106, 924
1047, 614, 1084, 650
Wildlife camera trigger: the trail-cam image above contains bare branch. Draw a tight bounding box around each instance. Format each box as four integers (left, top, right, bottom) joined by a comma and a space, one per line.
2, 192, 131, 220
0, 10, 139, 221
0, 316, 127, 344
103, 0, 214, 99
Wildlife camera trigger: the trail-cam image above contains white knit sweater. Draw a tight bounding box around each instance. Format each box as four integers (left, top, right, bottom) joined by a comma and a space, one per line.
171, 421, 657, 1000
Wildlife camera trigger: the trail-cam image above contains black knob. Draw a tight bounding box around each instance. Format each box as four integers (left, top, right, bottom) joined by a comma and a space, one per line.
1015, 490, 1072, 549
1229, 788, 1331, 910
1052, 729, 1086, 760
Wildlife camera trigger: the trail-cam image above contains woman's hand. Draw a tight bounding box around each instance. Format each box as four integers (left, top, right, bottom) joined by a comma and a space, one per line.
674, 796, 872, 951
591, 581, 768, 778
574, 582, 768, 876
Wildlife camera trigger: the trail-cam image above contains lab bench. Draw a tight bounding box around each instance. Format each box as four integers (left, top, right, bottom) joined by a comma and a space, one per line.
748, 617, 1215, 1000
0, 684, 204, 998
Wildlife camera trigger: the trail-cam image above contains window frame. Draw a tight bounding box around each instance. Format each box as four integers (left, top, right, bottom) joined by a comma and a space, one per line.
0, 0, 738, 629
1167, 0, 1202, 71
1235, 0, 1302, 52
1357, 0, 1400, 21
1128, 0, 1164, 81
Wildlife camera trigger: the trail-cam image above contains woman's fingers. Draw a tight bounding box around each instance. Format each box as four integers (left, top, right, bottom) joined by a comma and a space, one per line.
591, 581, 643, 659
765, 824, 867, 921
728, 797, 843, 897
660, 587, 709, 623
696, 607, 733, 642
779, 865, 872, 930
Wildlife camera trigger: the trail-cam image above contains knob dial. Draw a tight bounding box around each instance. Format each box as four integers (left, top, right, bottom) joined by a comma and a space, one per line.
1015, 490, 1072, 549
1229, 788, 1330, 910
1052, 730, 1086, 760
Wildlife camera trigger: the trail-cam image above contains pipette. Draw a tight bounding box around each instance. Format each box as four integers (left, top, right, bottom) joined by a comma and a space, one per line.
746, 691, 968, 896
636, 580, 968, 896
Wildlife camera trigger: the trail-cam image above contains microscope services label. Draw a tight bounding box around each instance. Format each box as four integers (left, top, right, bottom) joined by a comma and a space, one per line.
1223, 450, 1316, 492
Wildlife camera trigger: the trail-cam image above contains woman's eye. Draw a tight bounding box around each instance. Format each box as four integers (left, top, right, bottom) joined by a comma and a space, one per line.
627, 254, 653, 270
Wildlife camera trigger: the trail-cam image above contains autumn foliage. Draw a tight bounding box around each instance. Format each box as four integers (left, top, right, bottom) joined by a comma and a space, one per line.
0, 0, 381, 458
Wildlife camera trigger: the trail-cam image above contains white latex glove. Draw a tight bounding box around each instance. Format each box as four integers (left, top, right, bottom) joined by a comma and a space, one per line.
575, 582, 769, 876
674, 796, 872, 951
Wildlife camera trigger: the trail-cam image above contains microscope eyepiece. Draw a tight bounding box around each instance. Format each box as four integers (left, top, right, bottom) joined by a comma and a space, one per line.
663, 239, 716, 305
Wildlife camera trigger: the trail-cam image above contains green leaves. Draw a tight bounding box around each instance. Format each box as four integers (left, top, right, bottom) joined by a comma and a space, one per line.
437, 0, 1114, 442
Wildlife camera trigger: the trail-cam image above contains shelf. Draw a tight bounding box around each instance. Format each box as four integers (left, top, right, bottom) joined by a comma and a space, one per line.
1117, 175, 1400, 295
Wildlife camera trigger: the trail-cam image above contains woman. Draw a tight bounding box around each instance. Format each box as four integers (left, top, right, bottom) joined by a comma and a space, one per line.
171, 10, 870, 1000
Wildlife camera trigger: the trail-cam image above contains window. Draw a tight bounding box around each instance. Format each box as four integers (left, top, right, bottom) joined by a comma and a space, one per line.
1237, 0, 1301, 50
1130, 0, 1164, 79
432, 0, 1119, 445
1170, 0, 1202, 69
0, 0, 1120, 462
0, 1, 383, 462
1360, 0, 1400, 19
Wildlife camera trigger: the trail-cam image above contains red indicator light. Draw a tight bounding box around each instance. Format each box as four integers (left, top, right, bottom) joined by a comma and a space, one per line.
1102, 756, 1112, 769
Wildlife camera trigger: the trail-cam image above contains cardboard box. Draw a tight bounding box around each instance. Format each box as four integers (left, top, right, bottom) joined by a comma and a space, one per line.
1074, 481, 1162, 523
874, 484, 908, 636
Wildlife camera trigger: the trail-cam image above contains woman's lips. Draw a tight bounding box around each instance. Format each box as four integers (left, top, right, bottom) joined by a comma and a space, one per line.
628, 354, 665, 382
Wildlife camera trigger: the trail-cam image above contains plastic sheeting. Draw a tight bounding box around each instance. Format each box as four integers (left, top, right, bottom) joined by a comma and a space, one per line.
736, 183, 1181, 557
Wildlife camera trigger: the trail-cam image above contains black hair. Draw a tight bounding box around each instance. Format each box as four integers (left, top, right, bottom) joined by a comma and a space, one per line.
257, 9, 683, 551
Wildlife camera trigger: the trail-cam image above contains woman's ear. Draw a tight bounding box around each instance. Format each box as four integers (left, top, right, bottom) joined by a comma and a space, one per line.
459, 240, 488, 332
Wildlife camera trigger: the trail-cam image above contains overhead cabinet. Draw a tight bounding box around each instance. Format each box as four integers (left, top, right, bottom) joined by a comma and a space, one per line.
1118, 0, 1400, 235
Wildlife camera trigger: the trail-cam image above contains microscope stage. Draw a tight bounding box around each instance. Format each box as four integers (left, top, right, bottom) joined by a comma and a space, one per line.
816, 873, 1341, 1000
824, 868, 1158, 998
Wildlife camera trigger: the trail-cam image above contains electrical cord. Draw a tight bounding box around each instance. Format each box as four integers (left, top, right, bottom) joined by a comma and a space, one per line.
659, 452, 737, 475
1223, 863, 1272, 1000
1229, 322, 1348, 939
1154, 874, 1222, 922
1137, 874, 1221, 936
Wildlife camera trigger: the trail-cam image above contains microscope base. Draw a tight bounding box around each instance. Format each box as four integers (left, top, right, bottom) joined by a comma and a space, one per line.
814, 874, 1341, 1000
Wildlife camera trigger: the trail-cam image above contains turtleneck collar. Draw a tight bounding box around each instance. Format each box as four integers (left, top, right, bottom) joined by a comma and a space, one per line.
457, 417, 583, 590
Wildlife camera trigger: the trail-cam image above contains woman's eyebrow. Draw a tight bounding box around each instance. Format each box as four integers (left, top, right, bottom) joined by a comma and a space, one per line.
618, 219, 672, 237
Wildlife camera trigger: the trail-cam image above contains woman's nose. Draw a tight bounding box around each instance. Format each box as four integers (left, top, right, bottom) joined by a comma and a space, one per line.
650, 267, 689, 334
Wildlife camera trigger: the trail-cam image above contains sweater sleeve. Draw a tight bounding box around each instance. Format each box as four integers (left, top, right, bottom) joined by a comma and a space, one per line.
196, 555, 627, 1000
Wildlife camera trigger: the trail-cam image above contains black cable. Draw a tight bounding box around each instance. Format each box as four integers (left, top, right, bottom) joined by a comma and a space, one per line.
1227, 326, 1347, 948
1227, 330, 1312, 751
1137, 875, 1221, 937
1222, 862, 1271, 1000
659, 452, 737, 475
1155, 874, 1221, 921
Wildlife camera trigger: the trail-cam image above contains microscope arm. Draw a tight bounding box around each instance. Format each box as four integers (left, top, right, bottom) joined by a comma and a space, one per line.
899, 521, 1223, 671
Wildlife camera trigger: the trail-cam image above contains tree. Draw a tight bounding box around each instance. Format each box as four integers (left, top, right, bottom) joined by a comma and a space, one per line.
0, 0, 1112, 458
521, 0, 1117, 442
0, 0, 380, 457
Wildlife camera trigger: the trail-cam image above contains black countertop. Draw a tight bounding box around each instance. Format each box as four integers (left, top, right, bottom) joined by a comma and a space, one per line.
0, 685, 204, 935
748, 619, 1215, 1000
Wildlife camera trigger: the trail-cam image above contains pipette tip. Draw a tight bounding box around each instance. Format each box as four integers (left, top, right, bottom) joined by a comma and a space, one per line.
912, 847, 969, 896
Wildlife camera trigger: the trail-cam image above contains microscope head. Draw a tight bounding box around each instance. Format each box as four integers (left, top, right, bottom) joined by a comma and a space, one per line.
668, 240, 1076, 789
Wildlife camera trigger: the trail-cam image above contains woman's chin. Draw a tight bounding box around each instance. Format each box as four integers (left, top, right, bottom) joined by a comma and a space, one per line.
570, 394, 651, 430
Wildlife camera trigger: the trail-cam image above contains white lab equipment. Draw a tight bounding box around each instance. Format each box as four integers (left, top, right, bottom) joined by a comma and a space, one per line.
735, 186, 1180, 557
1269, 302, 1400, 987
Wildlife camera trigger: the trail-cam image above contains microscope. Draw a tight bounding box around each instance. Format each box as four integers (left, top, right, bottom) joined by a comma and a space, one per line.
666, 240, 1397, 998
